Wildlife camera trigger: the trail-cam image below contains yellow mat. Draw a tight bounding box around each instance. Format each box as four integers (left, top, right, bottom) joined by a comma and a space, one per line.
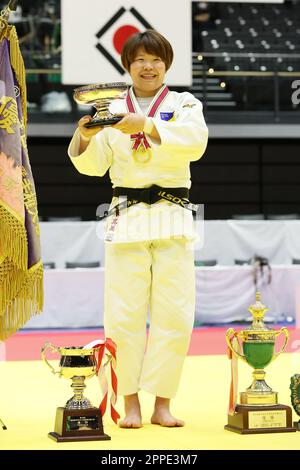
1, 353, 300, 450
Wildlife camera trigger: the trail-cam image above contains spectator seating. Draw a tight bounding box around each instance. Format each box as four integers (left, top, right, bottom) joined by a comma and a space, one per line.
43, 262, 56, 269
192, 1, 300, 110
194, 259, 217, 267
65, 261, 100, 269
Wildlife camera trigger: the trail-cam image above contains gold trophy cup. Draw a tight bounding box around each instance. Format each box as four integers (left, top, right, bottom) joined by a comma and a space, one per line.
41, 343, 111, 442
225, 292, 296, 434
73, 82, 128, 128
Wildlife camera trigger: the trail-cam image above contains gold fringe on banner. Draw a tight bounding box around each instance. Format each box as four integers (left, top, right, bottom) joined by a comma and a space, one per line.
0, 203, 27, 271
0, 260, 44, 340
0, 204, 43, 340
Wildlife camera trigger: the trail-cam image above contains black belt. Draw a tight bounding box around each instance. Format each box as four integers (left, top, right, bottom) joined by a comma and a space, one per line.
113, 185, 189, 204
97, 185, 198, 220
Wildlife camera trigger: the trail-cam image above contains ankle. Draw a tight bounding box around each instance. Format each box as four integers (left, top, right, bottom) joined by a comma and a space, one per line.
124, 393, 140, 411
124, 392, 139, 401
154, 396, 170, 411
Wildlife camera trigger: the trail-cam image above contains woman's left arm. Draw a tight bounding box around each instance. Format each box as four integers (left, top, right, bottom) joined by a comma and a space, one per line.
112, 93, 208, 162
113, 114, 161, 142
150, 94, 209, 161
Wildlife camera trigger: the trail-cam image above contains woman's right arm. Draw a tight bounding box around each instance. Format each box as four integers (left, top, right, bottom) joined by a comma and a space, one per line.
78, 115, 102, 154
68, 116, 113, 177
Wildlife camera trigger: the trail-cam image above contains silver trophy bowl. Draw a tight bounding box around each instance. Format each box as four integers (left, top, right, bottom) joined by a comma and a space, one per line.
73, 82, 128, 128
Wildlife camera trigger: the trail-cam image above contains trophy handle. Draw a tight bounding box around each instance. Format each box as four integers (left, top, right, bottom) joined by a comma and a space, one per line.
41, 342, 61, 375
272, 327, 289, 362
226, 328, 247, 363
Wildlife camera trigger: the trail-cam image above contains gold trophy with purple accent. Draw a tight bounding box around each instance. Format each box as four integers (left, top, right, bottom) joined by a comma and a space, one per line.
73, 82, 128, 128
41, 342, 111, 442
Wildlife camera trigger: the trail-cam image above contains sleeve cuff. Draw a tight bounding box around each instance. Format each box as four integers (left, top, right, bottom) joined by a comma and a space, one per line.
143, 117, 155, 135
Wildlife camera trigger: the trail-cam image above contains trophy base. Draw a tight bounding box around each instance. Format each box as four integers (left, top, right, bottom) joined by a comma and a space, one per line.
225, 404, 296, 434
48, 431, 111, 442
48, 406, 111, 442
84, 117, 122, 128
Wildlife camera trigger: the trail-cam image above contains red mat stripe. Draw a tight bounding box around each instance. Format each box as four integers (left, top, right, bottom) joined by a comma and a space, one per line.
2, 326, 298, 361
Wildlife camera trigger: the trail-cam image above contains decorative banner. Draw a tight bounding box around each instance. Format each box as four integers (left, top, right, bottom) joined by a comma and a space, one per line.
0, 7, 43, 341
62, 0, 191, 86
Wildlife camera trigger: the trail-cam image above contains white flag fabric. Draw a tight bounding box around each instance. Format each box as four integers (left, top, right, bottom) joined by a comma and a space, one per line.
62, 0, 192, 86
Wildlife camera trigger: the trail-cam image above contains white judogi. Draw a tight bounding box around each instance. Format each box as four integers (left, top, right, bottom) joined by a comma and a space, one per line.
68, 86, 208, 397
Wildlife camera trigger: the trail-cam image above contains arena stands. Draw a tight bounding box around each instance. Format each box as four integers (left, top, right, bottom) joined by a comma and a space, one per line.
192, 1, 300, 112
1, 1, 299, 220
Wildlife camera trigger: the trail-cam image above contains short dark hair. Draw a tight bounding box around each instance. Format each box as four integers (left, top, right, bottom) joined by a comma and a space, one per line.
121, 30, 174, 72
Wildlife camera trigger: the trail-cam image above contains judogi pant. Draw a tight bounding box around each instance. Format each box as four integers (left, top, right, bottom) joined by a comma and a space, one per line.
104, 237, 195, 398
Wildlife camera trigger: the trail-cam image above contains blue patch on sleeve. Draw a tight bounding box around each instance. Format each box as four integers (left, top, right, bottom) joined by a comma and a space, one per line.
160, 112, 174, 121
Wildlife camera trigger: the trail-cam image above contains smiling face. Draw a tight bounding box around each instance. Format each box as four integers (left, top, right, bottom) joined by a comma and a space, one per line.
129, 48, 166, 98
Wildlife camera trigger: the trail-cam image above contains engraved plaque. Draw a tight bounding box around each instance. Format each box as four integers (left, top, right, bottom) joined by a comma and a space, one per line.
248, 410, 287, 429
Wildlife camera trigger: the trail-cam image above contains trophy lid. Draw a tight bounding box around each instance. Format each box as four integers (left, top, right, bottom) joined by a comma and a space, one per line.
248, 292, 269, 329
241, 292, 276, 340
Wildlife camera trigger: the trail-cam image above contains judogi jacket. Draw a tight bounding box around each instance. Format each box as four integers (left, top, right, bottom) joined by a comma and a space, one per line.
68, 86, 208, 243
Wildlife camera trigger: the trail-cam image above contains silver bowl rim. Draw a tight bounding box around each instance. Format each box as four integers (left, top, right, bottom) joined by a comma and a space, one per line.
74, 82, 128, 94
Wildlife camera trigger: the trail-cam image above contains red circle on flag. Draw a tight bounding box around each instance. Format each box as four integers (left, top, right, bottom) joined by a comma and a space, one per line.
113, 25, 140, 54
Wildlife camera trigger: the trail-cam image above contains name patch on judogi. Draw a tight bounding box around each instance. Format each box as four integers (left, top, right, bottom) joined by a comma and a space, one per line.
160, 111, 175, 121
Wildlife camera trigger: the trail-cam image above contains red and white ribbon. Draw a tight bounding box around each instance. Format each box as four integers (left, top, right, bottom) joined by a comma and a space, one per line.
130, 132, 151, 152
85, 338, 120, 424
126, 84, 169, 154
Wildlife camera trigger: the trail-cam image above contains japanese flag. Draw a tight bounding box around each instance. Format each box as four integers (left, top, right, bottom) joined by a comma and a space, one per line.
95, 7, 153, 76
62, 0, 192, 86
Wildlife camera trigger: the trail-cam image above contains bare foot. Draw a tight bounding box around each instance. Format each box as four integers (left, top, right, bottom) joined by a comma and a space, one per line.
119, 393, 142, 428
151, 397, 185, 427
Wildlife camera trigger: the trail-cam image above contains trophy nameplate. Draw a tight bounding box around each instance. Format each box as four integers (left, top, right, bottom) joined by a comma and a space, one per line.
225, 405, 295, 434
49, 407, 110, 442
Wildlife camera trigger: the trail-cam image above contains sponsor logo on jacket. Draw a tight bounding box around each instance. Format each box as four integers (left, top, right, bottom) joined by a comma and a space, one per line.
160, 111, 175, 121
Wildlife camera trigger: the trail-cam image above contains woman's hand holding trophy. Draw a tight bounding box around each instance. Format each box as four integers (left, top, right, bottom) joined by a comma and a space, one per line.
78, 115, 103, 153
78, 115, 103, 147
74, 82, 128, 151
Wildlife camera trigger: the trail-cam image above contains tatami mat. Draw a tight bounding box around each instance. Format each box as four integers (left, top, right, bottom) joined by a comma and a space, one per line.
1, 354, 300, 450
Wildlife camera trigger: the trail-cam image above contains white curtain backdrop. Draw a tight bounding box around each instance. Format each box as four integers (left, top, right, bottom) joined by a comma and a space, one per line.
28, 220, 300, 329
24, 266, 300, 329
40, 220, 300, 268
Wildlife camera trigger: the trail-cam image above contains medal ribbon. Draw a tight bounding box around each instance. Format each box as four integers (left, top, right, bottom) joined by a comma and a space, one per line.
126, 85, 170, 152
91, 338, 120, 424
130, 132, 151, 152
227, 334, 239, 416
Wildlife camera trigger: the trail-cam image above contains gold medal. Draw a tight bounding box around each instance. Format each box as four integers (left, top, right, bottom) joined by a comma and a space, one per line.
132, 146, 152, 163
